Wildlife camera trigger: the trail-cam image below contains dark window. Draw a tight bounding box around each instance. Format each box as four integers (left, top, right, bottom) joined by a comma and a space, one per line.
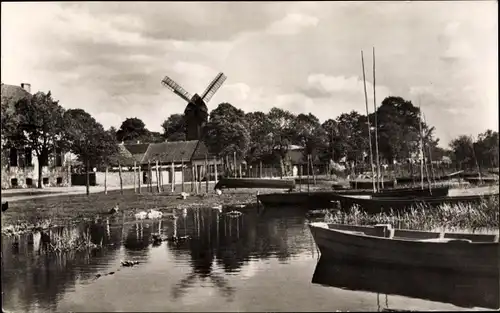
55, 148, 62, 167
43, 177, 49, 185
56, 177, 63, 185
11, 178, 18, 187
9, 148, 18, 167
25, 148, 33, 166
26, 178, 33, 187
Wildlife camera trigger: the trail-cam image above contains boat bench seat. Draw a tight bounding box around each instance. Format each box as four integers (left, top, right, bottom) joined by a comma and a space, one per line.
393, 230, 442, 240
444, 232, 499, 243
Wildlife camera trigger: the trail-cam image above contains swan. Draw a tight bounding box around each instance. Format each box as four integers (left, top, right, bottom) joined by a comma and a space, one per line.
134, 210, 148, 220
147, 209, 163, 219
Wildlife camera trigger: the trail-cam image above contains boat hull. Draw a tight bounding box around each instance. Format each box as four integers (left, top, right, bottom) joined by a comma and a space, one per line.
214, 178, 296, 190
335, 193, 499, 214
308, 223, 499, 275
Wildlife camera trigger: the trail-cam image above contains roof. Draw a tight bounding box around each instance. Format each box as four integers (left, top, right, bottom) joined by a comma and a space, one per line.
1, 84, 31, 113
108, 144, 135, 166
124, 140, 210, 164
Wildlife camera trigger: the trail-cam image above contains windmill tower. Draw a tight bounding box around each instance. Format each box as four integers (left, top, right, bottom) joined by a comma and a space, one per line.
161, 72, 227, 141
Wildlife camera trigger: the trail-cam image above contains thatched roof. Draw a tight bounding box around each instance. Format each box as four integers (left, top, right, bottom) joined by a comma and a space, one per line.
108, 144, 135, 166
1, 84, 31, 113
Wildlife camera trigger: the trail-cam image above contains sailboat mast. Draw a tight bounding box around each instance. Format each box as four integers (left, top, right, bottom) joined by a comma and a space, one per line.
372, 47, 382, 192
361, 50, 376, 193
418, 102, 424, 190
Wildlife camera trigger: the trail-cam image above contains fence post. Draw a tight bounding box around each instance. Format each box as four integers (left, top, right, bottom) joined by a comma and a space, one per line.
259, 161, 263, 178
171, 161, 175, 193
133, 161, 137, 193
214, 156, 218, 185
298, 163, 302, 192
104, 166, 108, 195
155, 159, 160, 193
181, 159, 185, 193
138, 164, 142, 194
205, 155, 209, 193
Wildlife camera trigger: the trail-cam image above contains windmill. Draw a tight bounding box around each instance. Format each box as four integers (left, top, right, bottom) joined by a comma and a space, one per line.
161, 72, 227, 141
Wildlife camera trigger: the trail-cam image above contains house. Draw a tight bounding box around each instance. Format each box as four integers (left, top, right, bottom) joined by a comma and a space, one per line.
1, 83, 70, 189
95, 140, 218, 187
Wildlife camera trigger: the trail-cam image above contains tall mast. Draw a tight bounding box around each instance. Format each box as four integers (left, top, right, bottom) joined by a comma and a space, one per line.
372, 47, 381, 192
361, 50, 376, 193
418, 100, 424, 190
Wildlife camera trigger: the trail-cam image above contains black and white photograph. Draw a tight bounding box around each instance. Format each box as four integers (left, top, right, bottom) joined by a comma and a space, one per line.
1, 1, 498, 312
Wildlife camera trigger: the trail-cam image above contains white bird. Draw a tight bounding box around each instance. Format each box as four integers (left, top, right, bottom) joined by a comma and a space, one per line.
147, 209, 163, 219
180, 192, 189, 200
211, 205, 222, 212
215, 189, 222, 195
134, 211, 148, 220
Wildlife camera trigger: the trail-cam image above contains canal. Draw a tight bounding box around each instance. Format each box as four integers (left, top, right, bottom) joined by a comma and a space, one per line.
2, 206, 497, 312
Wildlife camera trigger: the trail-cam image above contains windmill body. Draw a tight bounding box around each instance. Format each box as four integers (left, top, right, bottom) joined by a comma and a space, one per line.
162, 73, 227, 141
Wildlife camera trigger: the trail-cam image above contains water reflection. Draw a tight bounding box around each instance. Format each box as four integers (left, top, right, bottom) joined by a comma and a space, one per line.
312, 257, 500, 310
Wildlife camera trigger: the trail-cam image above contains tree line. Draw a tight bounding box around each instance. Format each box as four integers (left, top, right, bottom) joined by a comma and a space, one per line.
2, 90, 498, 189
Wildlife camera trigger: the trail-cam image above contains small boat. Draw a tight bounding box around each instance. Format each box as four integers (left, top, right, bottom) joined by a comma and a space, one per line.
334, 193, 499, 214
312, 257, 499, 309
308, 222, 499, 275
214, 178, 296, 190
372, 186, 450, 198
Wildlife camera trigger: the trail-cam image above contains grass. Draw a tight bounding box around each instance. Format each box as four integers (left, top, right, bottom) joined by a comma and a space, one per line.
324, 196, 499, 231
1, 186, 272, 236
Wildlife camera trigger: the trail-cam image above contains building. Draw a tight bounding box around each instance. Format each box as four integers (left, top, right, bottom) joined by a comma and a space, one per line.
1, 83, 70, 189
95, 140, 218, 187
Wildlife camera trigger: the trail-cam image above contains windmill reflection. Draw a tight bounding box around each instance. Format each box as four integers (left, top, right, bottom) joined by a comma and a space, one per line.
171, 208, 237, 301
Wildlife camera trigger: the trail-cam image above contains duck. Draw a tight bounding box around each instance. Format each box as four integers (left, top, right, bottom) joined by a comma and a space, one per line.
2, 201, 8, 212
225, 210, 243, 217
179, 192, 189, 200
134, 210, 148, 220
215, 189, 222, 195
108, 204, 119, 215
147, 208, 163, 219
151, 233, 168, 245
121, 260, 140, 267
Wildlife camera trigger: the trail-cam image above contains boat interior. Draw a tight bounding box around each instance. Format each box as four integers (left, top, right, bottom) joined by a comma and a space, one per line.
311, 223, 500, 243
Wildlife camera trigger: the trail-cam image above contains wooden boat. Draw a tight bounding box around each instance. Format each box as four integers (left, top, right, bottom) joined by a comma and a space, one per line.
308, 222, 499, 276
257, 190, 373, 209
214, 178, 296, 190
371, 186, 449, 198
465, 177, 499, 184
312, 256, 499, 309
334, 193, 499, 214
350, 180, 395, 190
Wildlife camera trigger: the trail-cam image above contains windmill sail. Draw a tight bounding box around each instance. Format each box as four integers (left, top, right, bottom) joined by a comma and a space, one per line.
201, 72, 227, 103
161, 76, 193, 103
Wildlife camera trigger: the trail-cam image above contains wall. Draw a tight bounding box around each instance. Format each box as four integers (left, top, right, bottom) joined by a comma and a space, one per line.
95, 167, 199, 187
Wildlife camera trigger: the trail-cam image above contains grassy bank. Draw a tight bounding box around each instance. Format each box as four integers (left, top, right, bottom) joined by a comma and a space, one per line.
324, 196, 499, 231
1, 186, 269, 236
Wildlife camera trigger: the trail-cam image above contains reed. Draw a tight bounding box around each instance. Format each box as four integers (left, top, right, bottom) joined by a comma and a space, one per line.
324, 197, 499, 231
47, 227, 101, 253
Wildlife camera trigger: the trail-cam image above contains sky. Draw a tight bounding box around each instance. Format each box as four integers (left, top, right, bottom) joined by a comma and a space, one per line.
1, 1, 498, 147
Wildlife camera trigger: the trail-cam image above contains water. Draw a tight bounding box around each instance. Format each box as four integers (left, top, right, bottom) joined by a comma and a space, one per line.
2, 206, 497, 312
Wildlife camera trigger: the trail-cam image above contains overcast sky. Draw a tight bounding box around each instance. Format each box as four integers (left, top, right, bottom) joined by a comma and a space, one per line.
1, 1, 497, 146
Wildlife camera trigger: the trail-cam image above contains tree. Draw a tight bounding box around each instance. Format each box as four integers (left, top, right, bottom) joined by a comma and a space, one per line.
336, 111, 369, 165
320, 119, 343, 163
475, 130, 499, 168
64, 109, 119, 195
375, 96, 432, 164
204, 103, 250, 162
267, 107, 296, 176
244, 111, 273, 164
290, 113, 327, 161
116, 117, 150, 143
449, 135, 475, 168
161, 114, 186, 141
11, 91, 66, 188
